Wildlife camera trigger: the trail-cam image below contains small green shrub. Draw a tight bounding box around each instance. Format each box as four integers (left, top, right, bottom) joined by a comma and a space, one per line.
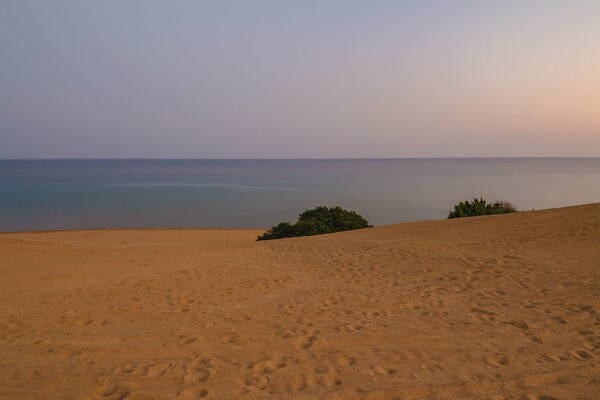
257, 206, 372, 241
448, 198, 517, 219
491, 200, 518, 214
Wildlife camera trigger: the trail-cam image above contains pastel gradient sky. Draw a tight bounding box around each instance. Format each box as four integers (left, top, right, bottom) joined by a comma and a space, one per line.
1, 1, 599, 158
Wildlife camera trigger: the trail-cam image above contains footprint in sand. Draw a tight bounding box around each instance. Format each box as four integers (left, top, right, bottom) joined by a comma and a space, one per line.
321, 374, 342, 387
295, 335, 317, 350
570, 304, 597, 315
184, 355, 217, 383
302, 361, 343, 388
252, 359, 287, 373
374, 365, 397, 376
116, 363, 138, 374
506, 320, 529, 330
179, 335, 198, 345
219, 333, 240, 344
90, 379, 131, 400
524, 332, 544, 344
569, 349, 593, 361
175, 386, 209, 399
242, 373, 270, 392
484, 354, 509, 368
275, 329, 296, 339
338, 322, 366, 333
184, 367, 211, 383
290, 374, 307, 392
419, 364, 443, 373
335, 354, 356, 367
323, 298, 339, 306
578, 329, 595, 336
312, 364, 329, 374
146, 362, 173, 378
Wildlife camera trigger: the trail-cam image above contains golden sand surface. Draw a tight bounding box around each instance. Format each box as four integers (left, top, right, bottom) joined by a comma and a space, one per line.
1, 204, 599, 399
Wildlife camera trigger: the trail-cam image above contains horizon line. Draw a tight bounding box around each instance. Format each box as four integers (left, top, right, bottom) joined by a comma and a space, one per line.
1, 156, 599, 161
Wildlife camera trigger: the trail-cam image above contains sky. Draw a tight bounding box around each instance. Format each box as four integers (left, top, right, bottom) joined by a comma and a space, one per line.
1, 1, 599, 158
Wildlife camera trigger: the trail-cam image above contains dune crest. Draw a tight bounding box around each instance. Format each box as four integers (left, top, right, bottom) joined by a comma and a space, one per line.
1, 204, 599, 399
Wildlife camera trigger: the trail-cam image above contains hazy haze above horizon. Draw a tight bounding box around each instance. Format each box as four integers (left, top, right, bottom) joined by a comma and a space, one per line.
1, 1, 599, 158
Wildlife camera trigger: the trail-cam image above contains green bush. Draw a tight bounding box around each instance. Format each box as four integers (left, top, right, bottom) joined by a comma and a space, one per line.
257, 206, 372, 241
448, 198, 517, 219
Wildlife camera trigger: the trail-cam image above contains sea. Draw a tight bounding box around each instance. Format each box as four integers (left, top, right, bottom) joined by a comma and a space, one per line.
0, 158, 599, 232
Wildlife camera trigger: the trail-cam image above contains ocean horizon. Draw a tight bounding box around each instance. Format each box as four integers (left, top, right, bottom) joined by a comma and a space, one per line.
1, 157, 599, 233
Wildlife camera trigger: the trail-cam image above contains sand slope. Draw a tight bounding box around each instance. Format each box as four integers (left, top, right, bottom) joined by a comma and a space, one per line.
0, 204, 599, 399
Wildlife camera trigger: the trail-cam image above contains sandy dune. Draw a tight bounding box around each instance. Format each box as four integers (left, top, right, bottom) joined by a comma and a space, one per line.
1, 204, 599, 399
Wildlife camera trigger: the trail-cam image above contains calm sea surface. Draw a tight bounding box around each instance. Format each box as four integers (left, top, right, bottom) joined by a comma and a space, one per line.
0, 158, 599, 232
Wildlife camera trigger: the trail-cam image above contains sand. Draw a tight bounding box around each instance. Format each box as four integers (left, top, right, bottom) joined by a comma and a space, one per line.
0, 204, 599, 399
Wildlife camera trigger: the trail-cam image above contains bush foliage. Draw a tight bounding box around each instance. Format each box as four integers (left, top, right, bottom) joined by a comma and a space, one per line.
257, 206, 372, 241
448, 198, 517, 219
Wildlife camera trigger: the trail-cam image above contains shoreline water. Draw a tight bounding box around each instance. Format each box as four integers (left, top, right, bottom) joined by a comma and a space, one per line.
2, 158, 600, 232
